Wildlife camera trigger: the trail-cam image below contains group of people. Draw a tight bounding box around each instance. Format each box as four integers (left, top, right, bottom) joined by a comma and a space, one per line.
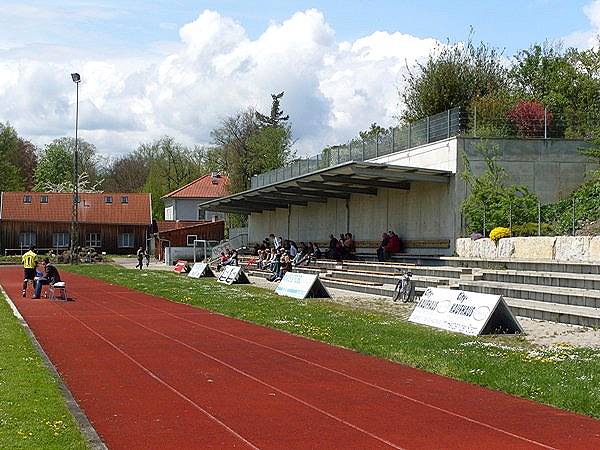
253, 234, 323, 282
22, 247, 62, 299
135, 247, 151, 270
377, 231, 402, 261
327, 233, 356, 260
216, 249, 239, 271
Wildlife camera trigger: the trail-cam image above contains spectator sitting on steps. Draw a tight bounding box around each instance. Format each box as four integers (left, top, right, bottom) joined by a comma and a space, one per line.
377, 232, 390, 261
383, 231, 401, 261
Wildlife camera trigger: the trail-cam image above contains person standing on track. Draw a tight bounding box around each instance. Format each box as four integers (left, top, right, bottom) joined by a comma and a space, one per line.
21, 246, 37, 297
136, 246, 144, 270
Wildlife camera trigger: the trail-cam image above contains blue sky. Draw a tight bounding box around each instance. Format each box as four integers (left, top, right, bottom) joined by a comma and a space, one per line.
2, 0, 591, 54
0, 1, 598, 156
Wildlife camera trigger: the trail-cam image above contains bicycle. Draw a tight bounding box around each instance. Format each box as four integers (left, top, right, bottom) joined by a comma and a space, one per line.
393, 269, 414, 303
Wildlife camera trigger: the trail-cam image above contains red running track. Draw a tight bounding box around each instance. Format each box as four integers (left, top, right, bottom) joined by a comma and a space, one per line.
1, 267, 600, 450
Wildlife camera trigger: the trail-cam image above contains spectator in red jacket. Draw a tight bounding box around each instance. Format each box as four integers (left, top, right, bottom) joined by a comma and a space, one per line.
383, 231, 401, 260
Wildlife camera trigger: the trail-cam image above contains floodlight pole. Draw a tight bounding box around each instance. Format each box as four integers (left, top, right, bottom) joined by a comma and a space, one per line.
70, 73, 81, 264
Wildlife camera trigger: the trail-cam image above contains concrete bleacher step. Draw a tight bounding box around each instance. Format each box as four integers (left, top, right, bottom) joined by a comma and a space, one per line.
243, 259, 600, 327
388, 255, 600, 276
505, 298, 600, 328
481, 269, 600, 290
317, 269, 453, 289
458, 279, 600, 308
309, 260, 465, 279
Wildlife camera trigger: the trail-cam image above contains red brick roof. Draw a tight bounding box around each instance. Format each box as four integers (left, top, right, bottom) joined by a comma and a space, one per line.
162, 174, 229, 199
0, 192, 152, 225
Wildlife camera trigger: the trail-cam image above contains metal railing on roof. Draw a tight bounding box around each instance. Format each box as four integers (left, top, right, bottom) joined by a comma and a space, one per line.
250, 107, 464, 189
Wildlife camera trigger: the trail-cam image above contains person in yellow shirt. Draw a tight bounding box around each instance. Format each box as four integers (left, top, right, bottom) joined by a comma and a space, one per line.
21, 246, 37, 297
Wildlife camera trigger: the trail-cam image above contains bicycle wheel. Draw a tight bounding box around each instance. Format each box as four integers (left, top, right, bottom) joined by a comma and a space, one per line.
393, 280, 402, 302
401, 281, 414, 303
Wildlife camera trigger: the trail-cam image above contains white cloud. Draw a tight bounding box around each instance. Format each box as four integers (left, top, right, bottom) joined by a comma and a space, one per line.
563, 0, 600, 48
0, 8, 438, 157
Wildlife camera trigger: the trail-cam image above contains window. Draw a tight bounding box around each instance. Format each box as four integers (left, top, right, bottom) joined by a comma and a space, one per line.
187, 235, 197, 246
105, 196, 113, 204
197, 209, 205, 220
118, 233, 134, 248
86, 233, 101, 248
165, 206, 174, 221
120, 196, 128, 204
23, 195, 32, 204
40, 195, 48, 204
19, 232, 36, 247
52, 232, 69, 247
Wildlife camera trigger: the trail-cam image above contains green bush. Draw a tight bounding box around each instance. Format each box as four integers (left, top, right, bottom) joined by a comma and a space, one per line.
511, 222, 557, 237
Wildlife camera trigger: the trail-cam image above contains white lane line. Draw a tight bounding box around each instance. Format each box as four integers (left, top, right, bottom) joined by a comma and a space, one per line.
73, 292, 405, 450
55, 303, 260, 450
105, 289, 558, 450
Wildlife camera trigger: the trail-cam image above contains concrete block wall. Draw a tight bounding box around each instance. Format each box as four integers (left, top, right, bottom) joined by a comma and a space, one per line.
456, 236, 600, 262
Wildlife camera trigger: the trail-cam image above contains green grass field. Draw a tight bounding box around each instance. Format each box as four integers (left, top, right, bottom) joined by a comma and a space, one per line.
64, 263, 600, 419
0, 294, 87, 449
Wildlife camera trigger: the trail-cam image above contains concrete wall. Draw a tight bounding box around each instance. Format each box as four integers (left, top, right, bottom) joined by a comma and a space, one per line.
458, 138, 595, 204
248, 180, 455, 253
164, 198, 225, 222
369, 137, 458, 172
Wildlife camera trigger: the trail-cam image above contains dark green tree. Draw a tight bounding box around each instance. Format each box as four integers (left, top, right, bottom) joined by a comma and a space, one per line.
0, 123, 25, 191
401, 37, 508, 122
255, 92, 289, 127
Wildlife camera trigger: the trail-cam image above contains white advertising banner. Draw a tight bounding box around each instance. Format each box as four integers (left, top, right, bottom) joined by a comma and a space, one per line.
217, 266, 250, 285
275, 272, 330, 299
408, 287, 522, 336
188, 262, 214, 278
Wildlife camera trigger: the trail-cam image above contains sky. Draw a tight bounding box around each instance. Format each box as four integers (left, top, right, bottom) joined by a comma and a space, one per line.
0, 0, 599, 159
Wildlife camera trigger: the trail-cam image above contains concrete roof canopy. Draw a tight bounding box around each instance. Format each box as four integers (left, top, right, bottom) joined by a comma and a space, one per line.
198, 161, 452, 214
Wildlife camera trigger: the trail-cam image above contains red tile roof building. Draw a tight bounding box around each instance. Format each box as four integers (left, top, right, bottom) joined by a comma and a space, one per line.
161, 173, 229, 222
0, 192, 152, 254
162, 174, 229, 199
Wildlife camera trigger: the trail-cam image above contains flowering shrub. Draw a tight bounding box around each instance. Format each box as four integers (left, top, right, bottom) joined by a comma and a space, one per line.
507, 100, 552, 137
489, 227, 511, 241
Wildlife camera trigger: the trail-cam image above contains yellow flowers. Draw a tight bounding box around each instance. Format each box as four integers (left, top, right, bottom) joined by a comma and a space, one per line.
490, 227, 511, 241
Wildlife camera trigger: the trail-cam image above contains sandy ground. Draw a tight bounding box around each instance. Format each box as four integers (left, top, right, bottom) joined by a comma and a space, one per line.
114, 259, 600, 349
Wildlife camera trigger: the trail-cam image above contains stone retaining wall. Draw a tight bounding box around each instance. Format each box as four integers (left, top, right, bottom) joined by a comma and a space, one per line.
456, 236, 600, 262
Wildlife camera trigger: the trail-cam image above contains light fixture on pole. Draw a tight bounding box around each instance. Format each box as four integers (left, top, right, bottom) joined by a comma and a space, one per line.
70, 73, 81, 264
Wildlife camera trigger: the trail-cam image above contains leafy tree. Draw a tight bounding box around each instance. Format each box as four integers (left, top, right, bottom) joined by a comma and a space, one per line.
101, 152, 151, 193
507, 100, 551, 137
0, 123, 30, 191
33, 137, 99, 191
255, 92, 289, 127
359, 123, 386, 141
510, 43, 600, 138
139, 136, 206, 220
401, 38, 508, 122
247, 126, 293, 176
211, 108, 260, 195
16, 139, 37, 190
33, 142, 73, 190
460, 142, 538, 234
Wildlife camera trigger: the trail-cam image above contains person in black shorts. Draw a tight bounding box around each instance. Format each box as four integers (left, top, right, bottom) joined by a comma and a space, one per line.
21, 246, 37, 297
